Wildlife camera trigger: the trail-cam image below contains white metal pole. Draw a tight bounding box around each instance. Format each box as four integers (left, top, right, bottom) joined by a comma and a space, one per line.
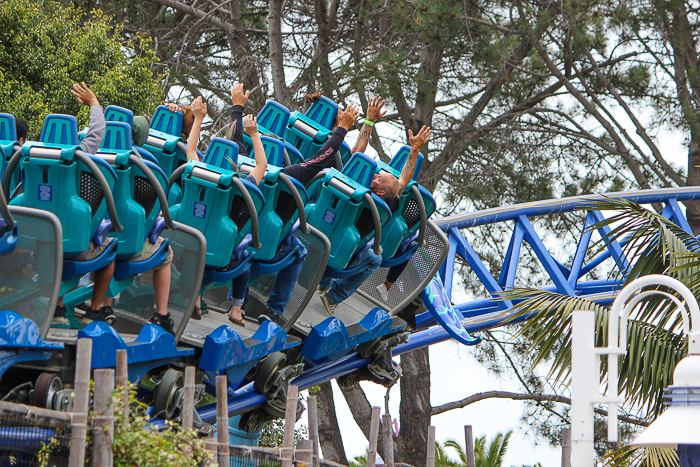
571, 310, 596, 467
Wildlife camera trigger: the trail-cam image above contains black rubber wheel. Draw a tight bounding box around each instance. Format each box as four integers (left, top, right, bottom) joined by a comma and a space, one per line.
254, 352, 287, 395
33, 373, 62, 409
153, 369, 183, 420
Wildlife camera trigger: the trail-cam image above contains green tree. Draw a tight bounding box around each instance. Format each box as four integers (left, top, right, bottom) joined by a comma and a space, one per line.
0, 0, 161, 138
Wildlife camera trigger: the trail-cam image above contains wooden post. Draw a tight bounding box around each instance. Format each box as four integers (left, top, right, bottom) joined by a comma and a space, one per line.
307, 394, 320, 467
426, 426, 436, 467
367, 407, 381, 467
204, 439, 219, 467
93, 368, 115, 467
382, 414, 394, 467
182, 366, 196, 430
282, 384, 299, 467
216, 375, 230, 467
69, 338, 92, 467
116, 349, 129, 428
464, 425, 475, 467
561, 427, 571, 467
296, 439, 313, 466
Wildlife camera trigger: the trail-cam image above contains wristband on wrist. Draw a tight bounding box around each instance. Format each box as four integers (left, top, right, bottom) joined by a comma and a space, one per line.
364, 119, 374, 126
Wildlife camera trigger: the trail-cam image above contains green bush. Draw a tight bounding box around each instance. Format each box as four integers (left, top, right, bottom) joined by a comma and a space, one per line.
110, 388, 213, 467
0, 0, 162, 138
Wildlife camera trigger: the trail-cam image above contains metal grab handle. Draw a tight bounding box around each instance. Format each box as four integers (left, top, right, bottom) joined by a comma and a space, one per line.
363, 192, 383, 256
167, 165, 188, 194
277, 173, 308, 235
1, 147, 22, 198
176, 141, 189, 158
231, 177, 261, 250
0, 185, 15, 233
410, 184, 428, 247
128, 155, 175, 230
74, 150, 123, 233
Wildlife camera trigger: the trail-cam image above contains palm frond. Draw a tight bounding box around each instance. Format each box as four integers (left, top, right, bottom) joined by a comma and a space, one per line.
603, 445, 678, 467
502, 287, 686, 414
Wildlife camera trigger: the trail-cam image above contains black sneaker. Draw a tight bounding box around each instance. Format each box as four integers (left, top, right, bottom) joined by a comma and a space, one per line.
257, 309, 282, 326
149, 312, 175, 334
52, 305, 68, 325
75, 302, 91, 313
81, 306, 116, 325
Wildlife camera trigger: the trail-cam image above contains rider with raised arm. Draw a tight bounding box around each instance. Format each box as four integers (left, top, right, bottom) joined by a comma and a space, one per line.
318, 123, 432, 316
187, 94, 267, 326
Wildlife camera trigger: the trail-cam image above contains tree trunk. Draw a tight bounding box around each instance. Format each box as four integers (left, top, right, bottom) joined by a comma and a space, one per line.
395, 347, 431, 467
316, 382, 348, 465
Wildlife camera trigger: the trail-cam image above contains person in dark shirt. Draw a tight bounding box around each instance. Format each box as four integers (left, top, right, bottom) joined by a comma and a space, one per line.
318, 124, 431, 316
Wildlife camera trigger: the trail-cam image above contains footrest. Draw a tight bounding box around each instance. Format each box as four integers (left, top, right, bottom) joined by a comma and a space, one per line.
62, 239, 118, 281
301, 308, 395, 361
201, 251, 255, 288
0, 311, 63, 378
79, 322, 193, 372
113, 238, 170, 281
199, 321, 299, 390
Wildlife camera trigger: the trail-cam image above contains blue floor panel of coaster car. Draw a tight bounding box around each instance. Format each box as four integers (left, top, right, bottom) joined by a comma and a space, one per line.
79, 321, 193, 382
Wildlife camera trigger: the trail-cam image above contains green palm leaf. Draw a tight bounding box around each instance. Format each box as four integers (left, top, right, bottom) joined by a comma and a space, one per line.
500, 198, 697, 415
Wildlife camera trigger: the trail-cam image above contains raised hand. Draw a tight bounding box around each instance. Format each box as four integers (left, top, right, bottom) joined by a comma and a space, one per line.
244, 114, 259, 136
70, 82, 99, 107
337, 102, 360, 130
366, 96, 387, 122
231, 83, 250, 107
408, 125, 431, 150
192, 96, 207, 120
165, 103, 181, 113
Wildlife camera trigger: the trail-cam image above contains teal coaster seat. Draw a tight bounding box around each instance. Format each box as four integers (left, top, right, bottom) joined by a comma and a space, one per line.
376, 147, 435, 266
305, 95, 338, 130
169, 161, 264, 290
237, 155, 308, 262
2, 114, 123, 284
0, 113, 20, 181
257, 100, 290, 138
0, 187, 17, 256
204, 137, 239, 172
95, 122, 172, 280
203, 137, 309, 281
101, 105, 161, 167
305, 152, 391, 271
284, 112, 334, 163
150, 105, 183, 137
240, 100, 303, 167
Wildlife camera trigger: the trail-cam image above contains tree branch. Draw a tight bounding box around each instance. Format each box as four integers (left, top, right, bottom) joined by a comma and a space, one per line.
430, 390, 649, 428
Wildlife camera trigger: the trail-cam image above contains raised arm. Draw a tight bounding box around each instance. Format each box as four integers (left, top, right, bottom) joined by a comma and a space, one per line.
245, 114, 267, 185
72, 82, 104, 155
186, 96, 207, 161
229, 83, 250, 158
398, 125, 431, 195
352, 97, 386, 154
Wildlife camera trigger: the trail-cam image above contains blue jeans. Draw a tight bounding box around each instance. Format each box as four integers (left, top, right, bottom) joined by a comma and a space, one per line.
320, 247, 381, 305
230, 270, 250, 307
267, 235, 308, 315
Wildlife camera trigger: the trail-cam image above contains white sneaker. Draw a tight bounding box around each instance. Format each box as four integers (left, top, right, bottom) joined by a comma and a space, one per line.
319, 292, 337, 316
316, 285, 331, 295
376, 284, 389, 302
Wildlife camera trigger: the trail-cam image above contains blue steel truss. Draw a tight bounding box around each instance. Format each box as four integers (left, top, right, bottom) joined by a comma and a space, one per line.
175, 187, 700, 422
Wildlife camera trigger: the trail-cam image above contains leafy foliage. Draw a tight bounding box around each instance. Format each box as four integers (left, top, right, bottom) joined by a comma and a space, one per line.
110, 387, 213, 467
0, 0, 161, 138
434, 432, 515, 467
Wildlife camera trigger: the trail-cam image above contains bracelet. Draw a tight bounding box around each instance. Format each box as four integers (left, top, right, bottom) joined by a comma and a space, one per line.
364, 119, 374, 126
